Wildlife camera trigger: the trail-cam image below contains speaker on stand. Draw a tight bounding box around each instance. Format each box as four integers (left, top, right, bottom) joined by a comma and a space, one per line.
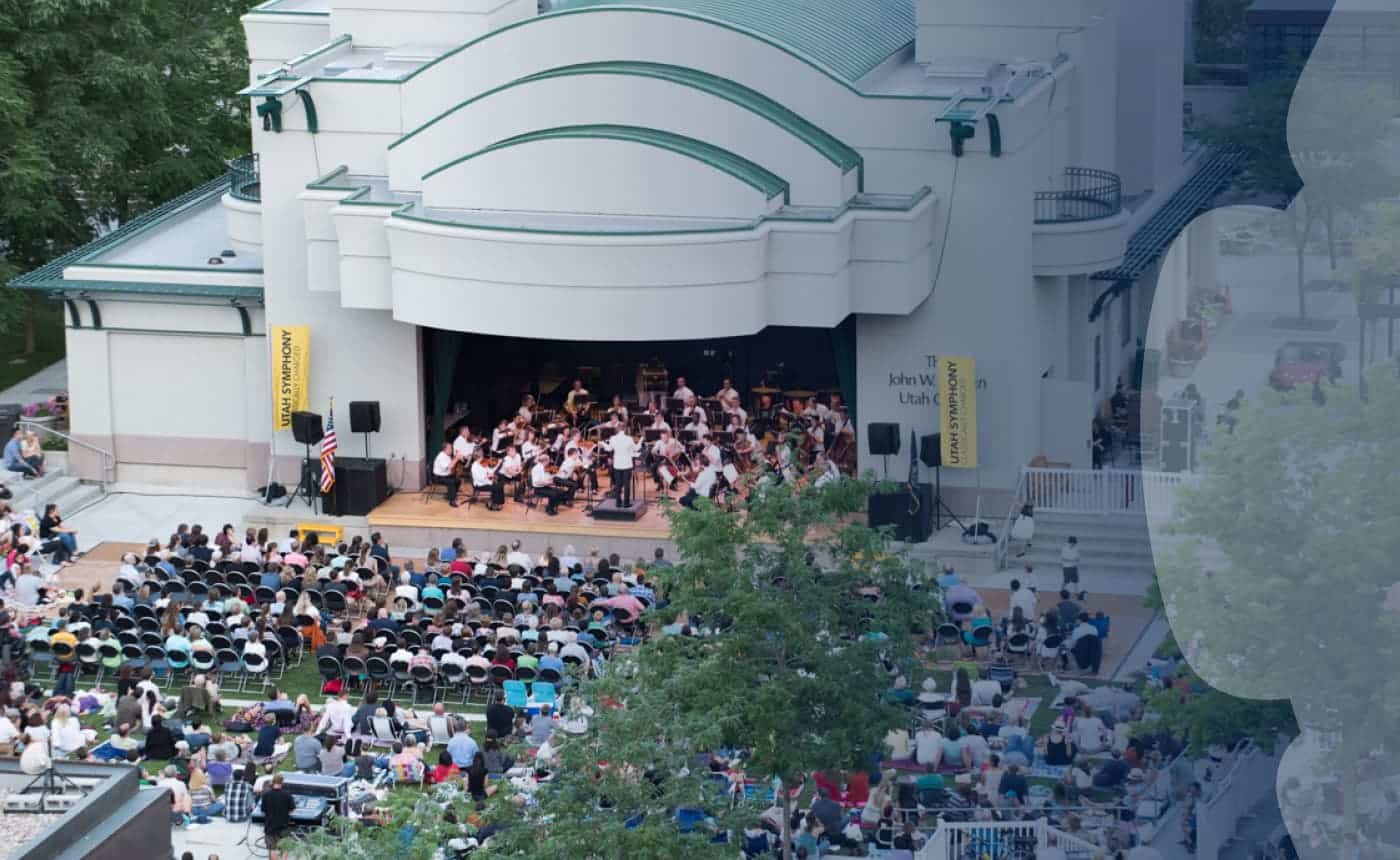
867, 422, 900, 478
918, 432, 963, 532
349, 401, 381, 459
288, 412, 324, 512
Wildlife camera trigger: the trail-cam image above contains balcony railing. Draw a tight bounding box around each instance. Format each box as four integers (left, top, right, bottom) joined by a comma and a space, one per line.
228, 153, 260, 203
1034, 166, 1122, 224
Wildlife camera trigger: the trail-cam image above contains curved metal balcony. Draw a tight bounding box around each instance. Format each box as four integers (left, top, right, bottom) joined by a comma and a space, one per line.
228, 154, 261, 203
1034, 167, 1122, 224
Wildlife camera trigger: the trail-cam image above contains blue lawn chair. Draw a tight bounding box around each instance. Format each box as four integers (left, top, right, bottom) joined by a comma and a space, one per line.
532, 681, 557, 709
503, 680, 529, 709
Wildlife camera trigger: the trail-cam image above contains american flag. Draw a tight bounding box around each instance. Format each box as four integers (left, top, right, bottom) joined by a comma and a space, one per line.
319, 403, 337, 493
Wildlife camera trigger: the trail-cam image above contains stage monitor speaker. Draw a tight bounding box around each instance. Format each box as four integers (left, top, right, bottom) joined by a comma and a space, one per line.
349, 401, 381, 434
920, 433, 942, 468
868, 485, 934, 543
323, 457, 389, 517
867, 422, 901, 456
291, 411, 323, 445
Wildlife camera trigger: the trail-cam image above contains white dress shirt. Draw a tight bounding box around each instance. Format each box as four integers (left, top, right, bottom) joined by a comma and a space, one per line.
531, 462, 552, 489
432, 451, 455, 478
500, 453, 523, 478
693, 466, 719, 498
471, 460, 495, 487
609, 432, 638, 470
453, 436, 476, 460
673, 386, 694, 402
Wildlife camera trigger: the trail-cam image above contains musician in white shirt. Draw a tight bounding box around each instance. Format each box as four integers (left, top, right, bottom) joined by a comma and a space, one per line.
470, 454, 505, 510
715, 378, 739, 403
490, 419, 511, 454
683, 417, 708, 441
681, 397, 706, 427
531, 460, 562, 515
609, 395, 629, 424
673, 377, 695, 403
499, 446, 524, 501
431, 442, 462, 508
648, 411, 671, 433
722, 395, 747, 426
565, 380, 590, 422
702, 440, 723, 468
814, 452, 842, 488
521, 433, 542, 465
652, 432, 685, 493
517, 394, 536, 423
682, 464, 719, 508
555, 452, 582, 499
452, 426, 477, 461
608, 428, 640, 507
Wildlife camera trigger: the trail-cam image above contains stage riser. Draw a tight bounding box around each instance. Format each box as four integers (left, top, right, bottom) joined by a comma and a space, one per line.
372, 523, 675, 561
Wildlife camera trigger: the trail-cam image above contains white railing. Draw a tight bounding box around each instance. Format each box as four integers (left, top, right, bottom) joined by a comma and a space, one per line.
1197, 740, 1284, 860
18, 421, 116, 486
917, 819, 1100, 860
1022, 466, 1194, 518
993, 469, 1028, 571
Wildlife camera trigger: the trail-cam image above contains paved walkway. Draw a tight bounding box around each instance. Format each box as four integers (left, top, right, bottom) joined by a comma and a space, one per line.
0, 359, 66, 408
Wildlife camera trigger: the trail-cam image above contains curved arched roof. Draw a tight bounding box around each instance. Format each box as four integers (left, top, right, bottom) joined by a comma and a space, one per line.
549, 0, 915, 83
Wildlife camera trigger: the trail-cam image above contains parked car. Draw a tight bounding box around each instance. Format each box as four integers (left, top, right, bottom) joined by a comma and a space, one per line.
1269, 340, 1344, 390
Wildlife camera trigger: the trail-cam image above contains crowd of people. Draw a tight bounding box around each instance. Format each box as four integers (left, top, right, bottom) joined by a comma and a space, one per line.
0, 511, 1219, 859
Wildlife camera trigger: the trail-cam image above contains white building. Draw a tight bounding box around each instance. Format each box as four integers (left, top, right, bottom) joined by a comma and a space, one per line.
14, 0, 1227, 512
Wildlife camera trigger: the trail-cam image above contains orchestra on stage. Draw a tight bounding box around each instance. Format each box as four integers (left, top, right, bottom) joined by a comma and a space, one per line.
428, 371, 856, 516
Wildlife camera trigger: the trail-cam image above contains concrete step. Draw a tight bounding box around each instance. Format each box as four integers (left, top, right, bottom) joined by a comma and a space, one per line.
52, 481, 105, 516
5, 469, 73, 513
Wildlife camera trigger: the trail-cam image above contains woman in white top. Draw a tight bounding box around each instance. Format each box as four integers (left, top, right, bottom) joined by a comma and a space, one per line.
50, 705, 89, 756
237, 538, 262, 565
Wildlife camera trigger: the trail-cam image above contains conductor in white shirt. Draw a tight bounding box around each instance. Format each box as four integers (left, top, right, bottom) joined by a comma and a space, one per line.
608, 428, 639, 507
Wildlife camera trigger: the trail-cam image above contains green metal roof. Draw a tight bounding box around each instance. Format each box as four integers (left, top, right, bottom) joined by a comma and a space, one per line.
424, 124, 791, 203
550, 0, 915, 83
8, 173, 265, 302
391, 61, 862, 185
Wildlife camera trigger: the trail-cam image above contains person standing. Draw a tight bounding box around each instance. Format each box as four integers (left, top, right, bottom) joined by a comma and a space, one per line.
608, 427, 639, 508
1009, 504, 1035, 558
259, 773, 295, 860
1060, 536, 1082, 597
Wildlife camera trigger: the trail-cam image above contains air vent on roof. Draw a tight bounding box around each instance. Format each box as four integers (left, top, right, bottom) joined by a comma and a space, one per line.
221, 249, 237, 258
322, 60, 373, 76
923, 58, 1002, 81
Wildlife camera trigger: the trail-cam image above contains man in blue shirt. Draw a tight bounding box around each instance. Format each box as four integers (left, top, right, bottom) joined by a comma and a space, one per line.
2, 429, 35, 478
446, 719, 480, 767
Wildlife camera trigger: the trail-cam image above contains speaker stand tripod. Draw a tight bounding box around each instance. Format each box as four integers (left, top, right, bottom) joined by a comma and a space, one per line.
931, 464, 965, 533
287, 442, 320, 513
18, 761, 87, 809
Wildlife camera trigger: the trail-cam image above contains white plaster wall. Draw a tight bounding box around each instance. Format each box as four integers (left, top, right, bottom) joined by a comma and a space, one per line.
396, 10, 937, 181
109, 334, 246, 438
253, 123, 425, 489
330, 0, 533, 49
856, 146, 1039, 496
223, 194, 263, 256
388, 74, 850, 206
242, 13, 331, 71
420, 138, 775, 219
1031, 210, 1131, 275
1116, 0, 1180, 196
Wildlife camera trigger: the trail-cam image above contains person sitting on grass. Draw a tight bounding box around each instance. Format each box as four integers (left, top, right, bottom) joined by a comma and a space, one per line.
141, 714, 179, 761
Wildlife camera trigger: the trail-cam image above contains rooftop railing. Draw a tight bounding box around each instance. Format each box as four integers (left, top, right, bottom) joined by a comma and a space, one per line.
228, 153, 261, 203
1034, 167, 1122, 224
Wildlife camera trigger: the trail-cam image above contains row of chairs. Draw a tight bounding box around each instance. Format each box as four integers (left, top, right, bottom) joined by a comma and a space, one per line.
316, 652, 571, 706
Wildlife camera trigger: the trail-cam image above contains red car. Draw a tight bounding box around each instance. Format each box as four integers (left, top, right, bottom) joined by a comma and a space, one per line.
1269, 340, 1345, 390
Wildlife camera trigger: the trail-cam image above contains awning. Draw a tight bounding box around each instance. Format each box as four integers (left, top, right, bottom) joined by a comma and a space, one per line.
1088, 146, 1244, 320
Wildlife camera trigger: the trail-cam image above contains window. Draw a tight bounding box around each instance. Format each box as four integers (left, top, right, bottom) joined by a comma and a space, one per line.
1121, 290, 1133, 347
1094, 334, 1102, 392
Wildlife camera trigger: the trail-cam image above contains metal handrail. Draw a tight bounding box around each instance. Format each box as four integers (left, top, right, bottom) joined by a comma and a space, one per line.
18, 421, 116, 486
228, 153, 260, 203
1034, 167, 1122, 224
994, 468, 1028, 570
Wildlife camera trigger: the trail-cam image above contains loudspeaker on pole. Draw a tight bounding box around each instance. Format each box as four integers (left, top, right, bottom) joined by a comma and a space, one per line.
920, 433, 942, 468
349, 401, 381, 434
291, 411, 324, 445
867, 422, 900, 456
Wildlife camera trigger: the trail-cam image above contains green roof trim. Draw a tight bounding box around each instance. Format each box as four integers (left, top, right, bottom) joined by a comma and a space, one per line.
423, 124, 791, 203
549, 0, 913, 83
9, 173, 265, 303
390, 61, 862, 186
404, 6, 930, 101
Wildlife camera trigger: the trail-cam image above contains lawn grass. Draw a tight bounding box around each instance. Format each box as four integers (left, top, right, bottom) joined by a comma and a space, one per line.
0, 303, 64, 393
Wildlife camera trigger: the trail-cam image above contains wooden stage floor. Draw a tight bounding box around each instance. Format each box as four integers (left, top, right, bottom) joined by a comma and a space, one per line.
366, 488, 673, 543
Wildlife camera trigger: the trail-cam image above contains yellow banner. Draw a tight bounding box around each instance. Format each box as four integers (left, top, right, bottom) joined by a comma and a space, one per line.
271, 325, 310, 431
938, 356, 978, 469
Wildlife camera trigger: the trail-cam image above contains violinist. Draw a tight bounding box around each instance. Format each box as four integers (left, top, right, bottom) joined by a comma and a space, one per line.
681, 396, 706, 427
715, 377, 739, 404
721, 392, 747, 426
652, 431, 686, 493
608, 395, 629, 426
517, 394, 536, 423
431, 441, 462, 508
531, 459, 562, 516
470, 453, 505, 511
555, 450, 583, 499
731, 417, 757, 472
490, 419, 512, 455
499, 445, 524, 500
520, 429, 542, 466
452, 425, 477, 462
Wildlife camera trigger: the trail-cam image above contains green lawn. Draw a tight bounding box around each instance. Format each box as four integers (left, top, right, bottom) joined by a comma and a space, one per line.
0, 302, 64, 393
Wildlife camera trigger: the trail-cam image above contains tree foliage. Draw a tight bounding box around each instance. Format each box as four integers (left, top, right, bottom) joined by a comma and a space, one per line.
487, 473, 938, 859
1155, 365, 1400, 839
1192, 0, 1252, 65
0, 0, 255, 337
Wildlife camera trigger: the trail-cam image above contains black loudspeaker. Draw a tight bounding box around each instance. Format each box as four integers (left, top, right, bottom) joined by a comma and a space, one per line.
920, 433, 942, 468
291, 411, 323, 445
349, 401, 381, 434
867, 422, 901, 456
868, 484, 935, 543
322, 457, 389, 516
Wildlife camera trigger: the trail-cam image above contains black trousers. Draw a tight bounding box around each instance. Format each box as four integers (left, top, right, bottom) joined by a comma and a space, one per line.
613, 467, 633, 506
432, 474, 460, 505
475, 480, 505, 507
534, 485, 562, 512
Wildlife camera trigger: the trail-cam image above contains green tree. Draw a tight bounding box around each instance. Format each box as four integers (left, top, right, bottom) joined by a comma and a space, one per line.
1192, 0, 1252, 65
1154, 366, 1400, 843
1202, 71, 1399, 322
0, 0, 255, 349
489, 472, 937, 859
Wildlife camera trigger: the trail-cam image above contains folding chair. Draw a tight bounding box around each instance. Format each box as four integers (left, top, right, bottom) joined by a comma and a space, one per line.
502, 680, 529, 710
317, 655, 344, 687
98, 640, 123, 679
466, 665, 493, 704
143, 645, 169, 683
240, 650, 269, 693
438, 661, 468, 704
408, 664, 436, 704
427, 714, 453, 746
191, 649, 217, 675
369, 716, 401, 748
532, 681, 557, 710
